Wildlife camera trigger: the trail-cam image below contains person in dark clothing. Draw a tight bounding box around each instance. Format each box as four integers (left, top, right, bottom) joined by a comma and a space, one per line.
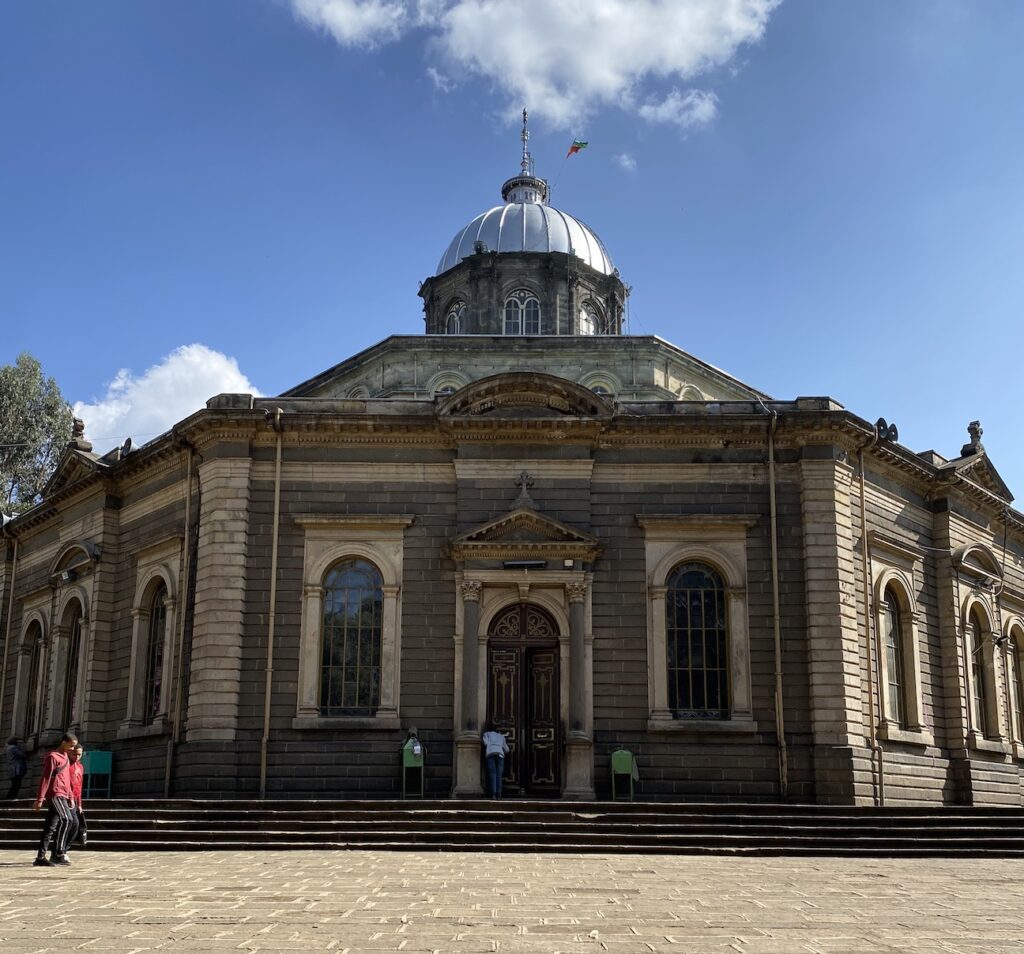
5, 737, 27, 800
33, 732, 78, 867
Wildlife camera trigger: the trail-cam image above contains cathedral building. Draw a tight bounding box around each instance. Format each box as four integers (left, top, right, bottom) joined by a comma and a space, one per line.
2, 118, 1024, 805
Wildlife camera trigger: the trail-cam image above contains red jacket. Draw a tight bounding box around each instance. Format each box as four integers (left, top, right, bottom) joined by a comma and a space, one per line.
36, 749, 73, 802
70, 761, 84, 807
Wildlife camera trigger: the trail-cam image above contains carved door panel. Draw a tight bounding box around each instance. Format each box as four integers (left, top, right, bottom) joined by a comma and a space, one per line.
487, 603, 561, 795
526, 648, 559, 794
487, 647, 521, 790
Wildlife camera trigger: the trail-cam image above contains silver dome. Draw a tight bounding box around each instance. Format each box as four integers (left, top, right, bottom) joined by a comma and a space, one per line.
436, 202, 615, 276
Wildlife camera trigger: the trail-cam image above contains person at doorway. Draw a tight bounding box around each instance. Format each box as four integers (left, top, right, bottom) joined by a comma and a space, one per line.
5, 737, 27, 800
481, 725, 509, 799
32, 732, 78, 866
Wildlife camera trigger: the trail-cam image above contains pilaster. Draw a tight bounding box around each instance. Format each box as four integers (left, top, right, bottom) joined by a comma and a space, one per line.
186, 456, 252, 742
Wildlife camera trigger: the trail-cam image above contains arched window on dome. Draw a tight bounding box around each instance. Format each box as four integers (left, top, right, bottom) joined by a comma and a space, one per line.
579, 301, 602, 336
445, 301, 466, 334
504, 289, 540, 335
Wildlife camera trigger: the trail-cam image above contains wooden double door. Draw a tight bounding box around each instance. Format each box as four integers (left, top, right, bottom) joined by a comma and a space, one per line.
486, 603, 561, 796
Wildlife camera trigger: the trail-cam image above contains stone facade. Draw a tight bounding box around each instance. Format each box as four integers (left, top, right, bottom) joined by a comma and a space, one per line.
3, 148, 1023, 806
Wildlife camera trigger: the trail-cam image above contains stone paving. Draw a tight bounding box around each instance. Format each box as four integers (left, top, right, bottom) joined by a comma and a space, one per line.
0, 850, 1022, 953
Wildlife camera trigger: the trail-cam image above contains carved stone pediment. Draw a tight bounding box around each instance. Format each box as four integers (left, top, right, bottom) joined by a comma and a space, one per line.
43, 448, 106, 496
448, 506, 602, 561
940, 451, 1013, 503
437, 372, 613, 420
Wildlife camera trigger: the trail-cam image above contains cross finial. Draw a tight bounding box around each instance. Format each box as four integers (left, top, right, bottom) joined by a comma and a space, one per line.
961, 420, 985, 457
513, 470, 536, 508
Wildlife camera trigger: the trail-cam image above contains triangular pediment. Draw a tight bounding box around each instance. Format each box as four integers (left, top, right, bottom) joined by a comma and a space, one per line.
941, 451, 1013, 503
43, 448, 106, 497
449, 506, 601, 560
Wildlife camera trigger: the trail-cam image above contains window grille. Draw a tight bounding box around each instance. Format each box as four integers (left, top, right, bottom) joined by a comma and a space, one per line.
145, 585, 167, 721
883, 588, 907, 727
319, 559, 383, 717
666, 562, 728, 719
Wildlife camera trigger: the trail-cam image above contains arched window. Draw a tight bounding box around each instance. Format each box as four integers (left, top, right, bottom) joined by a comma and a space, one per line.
1012, 629, 1024, 742
504, 289, 540, 335
666, 562, 728, 719
62, 605, 82, 729
145, 584, 167, 722
23, 623, 43, 736
969, 610, 990, 737
883, 587, 907, 727
446, 301, 466, 334
579, 301, 601, 335
320, 559, 383, 717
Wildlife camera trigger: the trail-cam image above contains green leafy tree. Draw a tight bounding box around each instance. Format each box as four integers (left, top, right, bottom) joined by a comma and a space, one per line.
0, 353, 72, 515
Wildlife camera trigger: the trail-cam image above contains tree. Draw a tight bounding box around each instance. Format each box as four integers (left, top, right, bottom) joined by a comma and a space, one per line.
0, 353, 72, 515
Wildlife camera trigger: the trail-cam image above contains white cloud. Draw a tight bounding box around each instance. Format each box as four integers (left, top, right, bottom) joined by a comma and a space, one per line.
73, 345, 260, 454
616, 153, 637, 172
638, 88, 719, 129
292, 0, 408, 47
427, 66, 454, 93
290, 0, 781, 127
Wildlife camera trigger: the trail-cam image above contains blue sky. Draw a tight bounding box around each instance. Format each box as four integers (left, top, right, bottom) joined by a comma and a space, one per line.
2, 1, 1022, 496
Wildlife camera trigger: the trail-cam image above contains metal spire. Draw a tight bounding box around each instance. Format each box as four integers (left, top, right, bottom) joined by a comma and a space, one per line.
520, 107, 533, 176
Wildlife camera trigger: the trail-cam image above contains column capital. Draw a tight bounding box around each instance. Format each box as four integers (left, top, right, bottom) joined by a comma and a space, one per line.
303, 583, 323, 598
566, 581, 588, 604
461, 580, 483, 602
382, 584, 400, 599
649, 585, 667, 600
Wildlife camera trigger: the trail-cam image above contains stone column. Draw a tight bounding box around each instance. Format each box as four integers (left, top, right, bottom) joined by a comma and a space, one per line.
564, 580, 595, 800
568, 583, 587, 732
454, 580, 484, 797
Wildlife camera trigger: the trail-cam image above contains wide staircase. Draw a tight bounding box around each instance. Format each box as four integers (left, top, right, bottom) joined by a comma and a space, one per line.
3, 799, 1024, 856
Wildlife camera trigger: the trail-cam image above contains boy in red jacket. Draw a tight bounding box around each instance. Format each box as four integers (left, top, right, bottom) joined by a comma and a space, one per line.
33, 732, 78, 867
68, 743, 86, 850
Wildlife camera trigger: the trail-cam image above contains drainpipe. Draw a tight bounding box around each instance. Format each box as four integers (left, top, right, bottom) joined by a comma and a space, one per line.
754, 398, 788, 801
259, 408, 284, 799
0, 530, 19, 739
165, 441, 197, 796
858, 429, 884, 806
766, 407, 788, 801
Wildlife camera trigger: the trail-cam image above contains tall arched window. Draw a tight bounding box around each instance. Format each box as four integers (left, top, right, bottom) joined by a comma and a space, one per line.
446, 301, 466, 334
969, 610, 989, 737
883, 587, 907, 727
62, 605, 82, 729
145, 584, 167, 721
504, 289, 540, 335
579, 301, 601, 335
23, 623, 43, 736
320, 559, 383, 717
1012, 630, 1024, 742
666, 562, 728, 719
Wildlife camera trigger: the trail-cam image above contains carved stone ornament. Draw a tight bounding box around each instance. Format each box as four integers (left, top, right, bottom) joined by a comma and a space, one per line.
565, 581, 588, 604
460, 580, 483, 602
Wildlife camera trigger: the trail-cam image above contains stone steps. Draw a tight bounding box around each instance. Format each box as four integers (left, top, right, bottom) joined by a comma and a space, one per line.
4, 799, 1023, 856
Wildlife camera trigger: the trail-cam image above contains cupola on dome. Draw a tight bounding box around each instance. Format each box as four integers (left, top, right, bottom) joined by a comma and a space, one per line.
435, 112, 615, 277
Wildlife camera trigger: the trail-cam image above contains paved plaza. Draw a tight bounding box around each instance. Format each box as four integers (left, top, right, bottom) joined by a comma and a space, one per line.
0, 849, 1022, 953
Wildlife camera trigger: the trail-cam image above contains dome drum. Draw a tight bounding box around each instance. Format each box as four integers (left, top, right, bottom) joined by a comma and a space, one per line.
420, 248, 626, 337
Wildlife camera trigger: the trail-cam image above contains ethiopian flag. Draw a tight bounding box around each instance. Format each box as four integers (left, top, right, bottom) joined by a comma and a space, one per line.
566, 139, 588, 157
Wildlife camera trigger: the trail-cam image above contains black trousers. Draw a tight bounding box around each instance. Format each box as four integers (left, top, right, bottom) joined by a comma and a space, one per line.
37, 797, 76, 858
4, 775, 24, 799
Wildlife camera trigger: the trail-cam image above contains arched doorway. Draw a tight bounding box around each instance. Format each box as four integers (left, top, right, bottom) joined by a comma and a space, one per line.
487, 603, 561, 796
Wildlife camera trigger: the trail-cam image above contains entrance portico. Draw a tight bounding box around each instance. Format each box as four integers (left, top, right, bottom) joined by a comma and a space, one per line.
449, 501, 601, 799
